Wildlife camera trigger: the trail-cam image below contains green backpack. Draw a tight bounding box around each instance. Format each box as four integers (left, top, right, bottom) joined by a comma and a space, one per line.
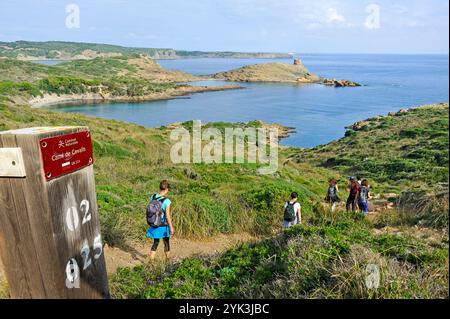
284, 202, 296, 222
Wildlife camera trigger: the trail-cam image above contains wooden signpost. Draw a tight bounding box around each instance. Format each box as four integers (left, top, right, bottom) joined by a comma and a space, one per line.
0, 126, 109, 299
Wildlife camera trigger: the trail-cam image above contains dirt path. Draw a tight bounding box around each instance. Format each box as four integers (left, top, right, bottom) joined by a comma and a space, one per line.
0, 233, 257, 298
0, 234, 257, 283
104, 233, 257, 275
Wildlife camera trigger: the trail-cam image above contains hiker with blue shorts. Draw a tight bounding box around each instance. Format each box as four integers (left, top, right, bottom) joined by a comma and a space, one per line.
146, 180, 174, 260
358, 179, 371, 216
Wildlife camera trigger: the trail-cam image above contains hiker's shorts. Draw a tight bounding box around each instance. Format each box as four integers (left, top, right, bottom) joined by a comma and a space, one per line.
283, 218, 298, 229
359, 201, 369, 216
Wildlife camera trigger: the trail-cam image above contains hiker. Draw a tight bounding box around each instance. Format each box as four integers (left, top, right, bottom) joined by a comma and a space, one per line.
357, 176, 362, 186
358, 179, 371, 216
283, 192, 302, 228
146, 180, 175, 260
325, 178, 340, 212
346, 177, 360, 213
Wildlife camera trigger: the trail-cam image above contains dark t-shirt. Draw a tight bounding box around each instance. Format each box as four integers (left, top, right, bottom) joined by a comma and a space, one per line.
349, 183, 360, 199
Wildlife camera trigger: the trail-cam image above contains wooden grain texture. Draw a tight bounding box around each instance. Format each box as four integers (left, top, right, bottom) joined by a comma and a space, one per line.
0, 148, 26, 177
0, 127, 109, 299
0, 135, 33, 298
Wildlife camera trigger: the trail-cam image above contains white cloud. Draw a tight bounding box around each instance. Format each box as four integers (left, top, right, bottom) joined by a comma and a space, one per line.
327, 8, 346, 23
292, 2, 354, 30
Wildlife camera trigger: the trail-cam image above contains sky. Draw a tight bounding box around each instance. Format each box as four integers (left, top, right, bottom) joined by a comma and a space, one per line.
0, 0, 448, 54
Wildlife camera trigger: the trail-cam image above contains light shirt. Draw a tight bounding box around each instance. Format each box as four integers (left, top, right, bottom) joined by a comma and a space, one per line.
283, 201, 301, 228
284, 201, 301, 214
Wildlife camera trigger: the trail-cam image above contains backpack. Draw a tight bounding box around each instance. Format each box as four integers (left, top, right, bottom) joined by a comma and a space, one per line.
326, 186, 339, 201
284, 202, 297, 222
327, 186, 337, 200
359, 186, 369, 203
146, 194, 168, 228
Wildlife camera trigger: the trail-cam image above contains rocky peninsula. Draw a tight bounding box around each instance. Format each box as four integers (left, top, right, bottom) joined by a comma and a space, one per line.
213, 59, 361, 87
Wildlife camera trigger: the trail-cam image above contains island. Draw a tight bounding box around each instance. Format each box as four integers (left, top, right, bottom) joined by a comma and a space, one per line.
213, 59, 361, 87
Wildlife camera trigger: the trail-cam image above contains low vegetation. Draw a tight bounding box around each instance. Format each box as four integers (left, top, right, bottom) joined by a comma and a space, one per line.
0, 55, 195, 83
110, 206, 448, 299
1, 101, 448, 299
294, 105, 449, 189
292, 104, 449, 229
0, 76, 182, 100
0, 102, 329, 247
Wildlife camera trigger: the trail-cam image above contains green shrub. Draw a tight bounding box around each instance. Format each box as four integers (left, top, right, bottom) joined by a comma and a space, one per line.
0, 81, 41, 97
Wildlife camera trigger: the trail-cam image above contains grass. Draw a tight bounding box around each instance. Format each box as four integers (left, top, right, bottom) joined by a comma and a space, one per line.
293, 104, 449, 228
0, 75, 181, 100
0, 55, 193, 83
0, 280, 8, 299
1, 102, 448, 299
0, 102, 330, 247
295, 104, 449, 190
110, 205, 449, 299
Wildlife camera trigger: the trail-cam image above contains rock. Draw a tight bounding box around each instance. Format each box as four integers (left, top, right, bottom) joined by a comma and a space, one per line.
293, 59, 302, 66
388, 112, 396, 116
346, 118, 379, 131
382, 193, 399, 200
322, 78, 361, 87
297, 78, 311, 83
349, 121, 369, 131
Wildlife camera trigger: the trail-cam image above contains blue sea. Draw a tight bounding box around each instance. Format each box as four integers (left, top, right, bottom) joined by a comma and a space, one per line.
49, 54, 449, 148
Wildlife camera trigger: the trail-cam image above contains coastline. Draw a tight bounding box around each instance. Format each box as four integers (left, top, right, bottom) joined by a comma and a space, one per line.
28, 84, 243, 108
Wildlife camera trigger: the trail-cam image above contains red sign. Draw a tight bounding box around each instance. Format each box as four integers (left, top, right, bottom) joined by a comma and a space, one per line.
39, 131, 94, 181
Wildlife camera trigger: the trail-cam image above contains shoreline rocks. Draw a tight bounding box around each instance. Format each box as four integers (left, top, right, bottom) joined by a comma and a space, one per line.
321, 78, 362, 87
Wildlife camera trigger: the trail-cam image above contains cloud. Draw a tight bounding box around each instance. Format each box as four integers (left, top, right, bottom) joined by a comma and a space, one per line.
327, 7, 346, 23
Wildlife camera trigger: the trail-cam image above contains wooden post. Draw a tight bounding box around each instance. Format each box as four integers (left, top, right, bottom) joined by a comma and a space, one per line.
0, 126, 109, 299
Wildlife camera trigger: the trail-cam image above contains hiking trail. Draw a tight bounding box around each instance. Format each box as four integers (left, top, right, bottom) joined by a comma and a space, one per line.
103, 233, 258, 275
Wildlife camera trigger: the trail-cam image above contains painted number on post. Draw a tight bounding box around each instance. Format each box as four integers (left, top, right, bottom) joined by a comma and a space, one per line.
64, 199, 104, 289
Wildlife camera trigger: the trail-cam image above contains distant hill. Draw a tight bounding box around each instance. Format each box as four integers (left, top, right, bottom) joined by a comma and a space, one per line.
0, 55, 198, 83
0, 41, 293, 60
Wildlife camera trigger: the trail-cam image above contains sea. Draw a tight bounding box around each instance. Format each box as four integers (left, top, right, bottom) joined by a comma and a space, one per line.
47, 54, 449, 148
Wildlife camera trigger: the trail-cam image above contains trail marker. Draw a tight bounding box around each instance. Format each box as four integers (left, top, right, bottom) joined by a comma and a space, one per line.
0, 127, 109, 298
